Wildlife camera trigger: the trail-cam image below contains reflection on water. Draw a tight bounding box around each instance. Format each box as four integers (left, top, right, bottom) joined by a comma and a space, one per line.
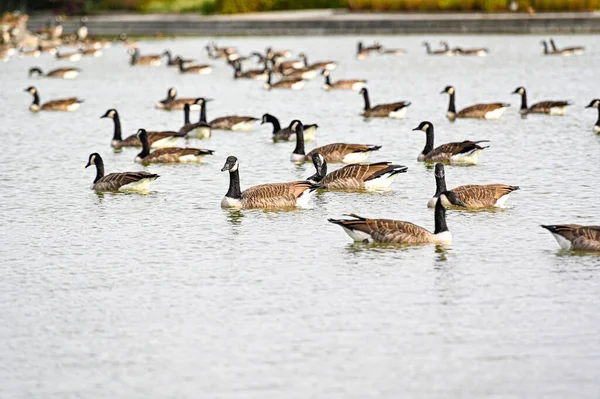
1, 34, 600, 399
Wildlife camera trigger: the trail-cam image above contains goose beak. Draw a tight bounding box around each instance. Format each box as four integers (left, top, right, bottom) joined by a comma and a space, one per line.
412, 127, 420, 131
220, 165, 229, 172
439, 90, 446, 94
85, 162, 91, 168
585, 104, 592, 108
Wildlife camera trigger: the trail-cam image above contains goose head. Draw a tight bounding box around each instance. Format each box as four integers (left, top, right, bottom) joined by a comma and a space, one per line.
85, 152, 100, 168
289, 119, 303, 132
440, 85, 455, 95
221, 156, 239, 172
321, 69, 330, 76
100, 109, 117, 119
24, 86, 37, 94
585, 99, 600, 109
512, 86, 526, 95
136, 128, 148, 141
167, 87, 177, 98
194, 97, 211, 105
260, 113, 272, 124
358, 87, 368, 95
412, 121, 433, 133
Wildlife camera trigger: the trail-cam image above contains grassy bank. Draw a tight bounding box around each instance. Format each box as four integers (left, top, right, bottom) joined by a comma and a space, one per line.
93, 0, 599, 13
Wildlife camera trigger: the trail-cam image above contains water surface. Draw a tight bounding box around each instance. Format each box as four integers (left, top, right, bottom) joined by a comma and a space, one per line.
1, 35, 600, 399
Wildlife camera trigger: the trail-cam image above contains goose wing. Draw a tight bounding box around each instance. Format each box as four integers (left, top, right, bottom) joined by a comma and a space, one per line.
144, 147, 214, 162
273, 77, 303, 87
329, 215, 433, 244
121, 131, 179, 146
162, 98, 198, 110
178, 122, 210, 136
324, 162, 399, 184
427, 140, 489, 159
95, 171, 158, 191
542, 225, 600, 251
453, 184, 519, 207
48, 67, 79, 75
528, 101, 571, 112
209, 116, 257, 129
307, 143, 381, 163
42, 97, 82, 109
243, 181, 315, 199
369, 102, 410, 113
457, 103, 508, 118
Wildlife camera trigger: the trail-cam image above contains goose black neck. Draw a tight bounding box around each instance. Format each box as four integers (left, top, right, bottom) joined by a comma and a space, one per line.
424, 43, 431, 54
434, 198, 448, 234
226, 169, 242, 199
434, 173, 447, 197
32, 92, 40, 106
301, 54, 308, 67
519, 92, 528, 110
293, 125, 305, 155
596, 107, 600, 126
93, 158, 105, 183
178, 60, 184, 72
138, 134, 150, 158
112, 112, 122, 141
308, 158, 327, 182
324, 74, 331, 86
29, 67, 43, 76
542, 42, 549, 54
164, 51, 172, 63
184, 106, 190, 125
267, 72, 272, 85
199, 102, 207, 123
447, 92, 456, 114
423, 125, 435, 155
266, 114, 280, 132
362, 89, 371, 110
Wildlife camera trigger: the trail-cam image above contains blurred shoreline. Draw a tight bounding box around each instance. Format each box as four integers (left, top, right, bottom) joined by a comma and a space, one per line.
26, 9, 600, 36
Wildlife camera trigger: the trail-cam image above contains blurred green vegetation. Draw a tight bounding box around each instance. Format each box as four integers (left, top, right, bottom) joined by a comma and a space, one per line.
47, 0, 600, 13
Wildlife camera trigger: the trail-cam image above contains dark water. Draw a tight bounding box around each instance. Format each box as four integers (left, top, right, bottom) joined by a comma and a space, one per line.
1, 35, 599, 399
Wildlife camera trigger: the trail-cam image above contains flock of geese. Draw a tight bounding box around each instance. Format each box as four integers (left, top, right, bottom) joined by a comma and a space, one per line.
3, 13, 599, 251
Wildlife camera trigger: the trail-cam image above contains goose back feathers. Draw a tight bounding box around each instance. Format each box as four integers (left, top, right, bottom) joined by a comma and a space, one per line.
541, 225, 600, 251
442, 86, 509, 120
135, 129, 214, 164
29, 67, 80, 79
359, 88, 410, 118
512, 87, 571, 115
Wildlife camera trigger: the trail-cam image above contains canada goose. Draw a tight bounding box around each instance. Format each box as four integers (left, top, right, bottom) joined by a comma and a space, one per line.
55, 50, 82, 61
178, 58, 212, 74
274, 56, 304, 72
260, 114, 317, 142
79, 47, 102, 57
443, 41, 488, 56
231, 60, 268, 80
422, 42, 454, 56
442, 86, 509, 120
585, 99, 600, 133
161, 50, 194, 67
85, 153, 158, 193
428, 163, 519, 208
356, 41, 382, 59
266, 47, 291, 60
549, 38, 584, 56
36, 16, 63, 39
220, 155, 319, 209
291, 121, 381, 164
414, 121, 489, 164
308, 153, 407, 191
178, 101, 211, 139
512, 87, 571, 115
541, 225, 600, 251
130, 48, 161, 66
264, 71, 304, 90
156, 87, 200, 111
135, 129, 214, 164
321, 70, 366, 91
206, 42, 238, 60
540, 40, 571, 56
299, 52, 337, 71
328, 192, 463, 245
25, 86, 83, 112
119, 33, 138, 49
28, 67, 80, 79
359, 88, 411, 118
101, 109, 180, 149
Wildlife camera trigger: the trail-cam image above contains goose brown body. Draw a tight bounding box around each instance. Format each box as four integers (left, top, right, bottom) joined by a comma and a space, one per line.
209, 116, 258, 131
85, 153, 158, 193
135, 129, 213, 164
541, 225, 600, 251
359, 88, 410, 118
307, 143, 380, 164
29, 67, 80, 79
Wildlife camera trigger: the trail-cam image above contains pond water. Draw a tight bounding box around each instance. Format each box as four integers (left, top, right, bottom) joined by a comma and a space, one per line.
1, 34, 600, 399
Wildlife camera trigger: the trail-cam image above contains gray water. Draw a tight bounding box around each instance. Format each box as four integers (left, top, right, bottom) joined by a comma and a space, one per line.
1, 35, 600, 399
